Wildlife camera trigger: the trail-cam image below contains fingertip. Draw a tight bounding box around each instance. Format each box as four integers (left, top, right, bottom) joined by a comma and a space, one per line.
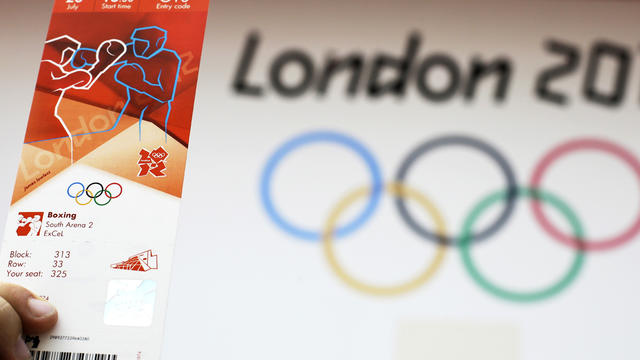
24, 298, 58, 333
27, 298, 56, 318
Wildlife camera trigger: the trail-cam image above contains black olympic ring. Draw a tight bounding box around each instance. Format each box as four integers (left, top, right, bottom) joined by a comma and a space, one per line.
86, 182, 104, 199
394, 135, 518, 246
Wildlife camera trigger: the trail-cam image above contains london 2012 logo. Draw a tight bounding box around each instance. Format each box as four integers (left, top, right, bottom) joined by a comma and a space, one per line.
138, 146, 169, 177
259, 131, 640, 303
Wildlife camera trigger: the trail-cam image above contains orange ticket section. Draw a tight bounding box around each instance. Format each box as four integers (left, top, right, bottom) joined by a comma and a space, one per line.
95, 0, 142, 13
139, 0, 210, 12
53, 0, 96, 13
53, 0, 209, 13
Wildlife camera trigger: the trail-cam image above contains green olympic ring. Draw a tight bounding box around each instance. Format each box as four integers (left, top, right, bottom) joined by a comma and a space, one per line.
459, 187, 586, 303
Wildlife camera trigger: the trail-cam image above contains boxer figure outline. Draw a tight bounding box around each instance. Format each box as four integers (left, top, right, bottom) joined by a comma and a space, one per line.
37, 35, 126, 162
112, 26, 182, 142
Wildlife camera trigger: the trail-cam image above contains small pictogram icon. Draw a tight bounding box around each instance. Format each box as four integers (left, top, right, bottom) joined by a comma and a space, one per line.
138, 147, 169, 177
17, 212, 44, 237
111, 250, 158, 272
24, 335, 40, 349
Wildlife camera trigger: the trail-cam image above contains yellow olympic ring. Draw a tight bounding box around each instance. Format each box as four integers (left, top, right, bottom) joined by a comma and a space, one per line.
323, 183, 447, 296
75, 189, 94, 206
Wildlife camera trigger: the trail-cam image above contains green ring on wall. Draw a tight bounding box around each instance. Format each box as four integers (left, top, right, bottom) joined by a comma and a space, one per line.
459, 187, 585, 303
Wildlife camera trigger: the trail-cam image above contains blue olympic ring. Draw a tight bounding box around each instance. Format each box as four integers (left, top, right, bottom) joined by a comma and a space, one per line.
67, 182, 85, 199
260, 130, 384, 241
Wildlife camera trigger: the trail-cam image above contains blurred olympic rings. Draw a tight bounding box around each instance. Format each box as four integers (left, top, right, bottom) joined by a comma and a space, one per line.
260, 130, 640, 302
323, 182, 447, 296
67, 182, 123, 206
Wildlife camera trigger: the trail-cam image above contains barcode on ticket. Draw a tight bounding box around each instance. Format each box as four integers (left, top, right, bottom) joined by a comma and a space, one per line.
30, 351, 118, 360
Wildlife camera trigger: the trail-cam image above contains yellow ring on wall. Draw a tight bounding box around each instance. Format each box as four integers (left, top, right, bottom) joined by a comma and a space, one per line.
322, 183, 448, 296
75, 189, 94, 206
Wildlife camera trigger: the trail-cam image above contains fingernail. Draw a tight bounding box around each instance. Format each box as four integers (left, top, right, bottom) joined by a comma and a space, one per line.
14, 336, 31, 360
28, 298, 56, 318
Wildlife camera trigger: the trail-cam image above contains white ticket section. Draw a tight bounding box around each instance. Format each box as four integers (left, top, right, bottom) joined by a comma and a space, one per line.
1, 163, 180, 359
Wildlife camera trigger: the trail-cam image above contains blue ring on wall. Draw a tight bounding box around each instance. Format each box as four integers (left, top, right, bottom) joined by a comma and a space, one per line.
260, 130, 384, 241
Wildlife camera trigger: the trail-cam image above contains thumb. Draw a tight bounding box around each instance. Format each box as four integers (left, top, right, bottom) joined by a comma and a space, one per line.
0, 283, 58, 335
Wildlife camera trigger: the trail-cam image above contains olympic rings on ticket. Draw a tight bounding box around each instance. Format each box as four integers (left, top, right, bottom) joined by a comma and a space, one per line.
67, 182, 123, 206
260, 130, 640, 302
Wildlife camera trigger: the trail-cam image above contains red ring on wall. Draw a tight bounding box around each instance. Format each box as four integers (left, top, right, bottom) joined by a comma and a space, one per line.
530, 138, 640, 251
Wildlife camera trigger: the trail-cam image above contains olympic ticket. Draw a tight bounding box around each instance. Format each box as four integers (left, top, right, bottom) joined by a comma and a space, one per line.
0, 1, 209, 359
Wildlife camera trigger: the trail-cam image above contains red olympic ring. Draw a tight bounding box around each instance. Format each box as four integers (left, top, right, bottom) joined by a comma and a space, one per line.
530, 138, 640, 251
105, 183, 123, 199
